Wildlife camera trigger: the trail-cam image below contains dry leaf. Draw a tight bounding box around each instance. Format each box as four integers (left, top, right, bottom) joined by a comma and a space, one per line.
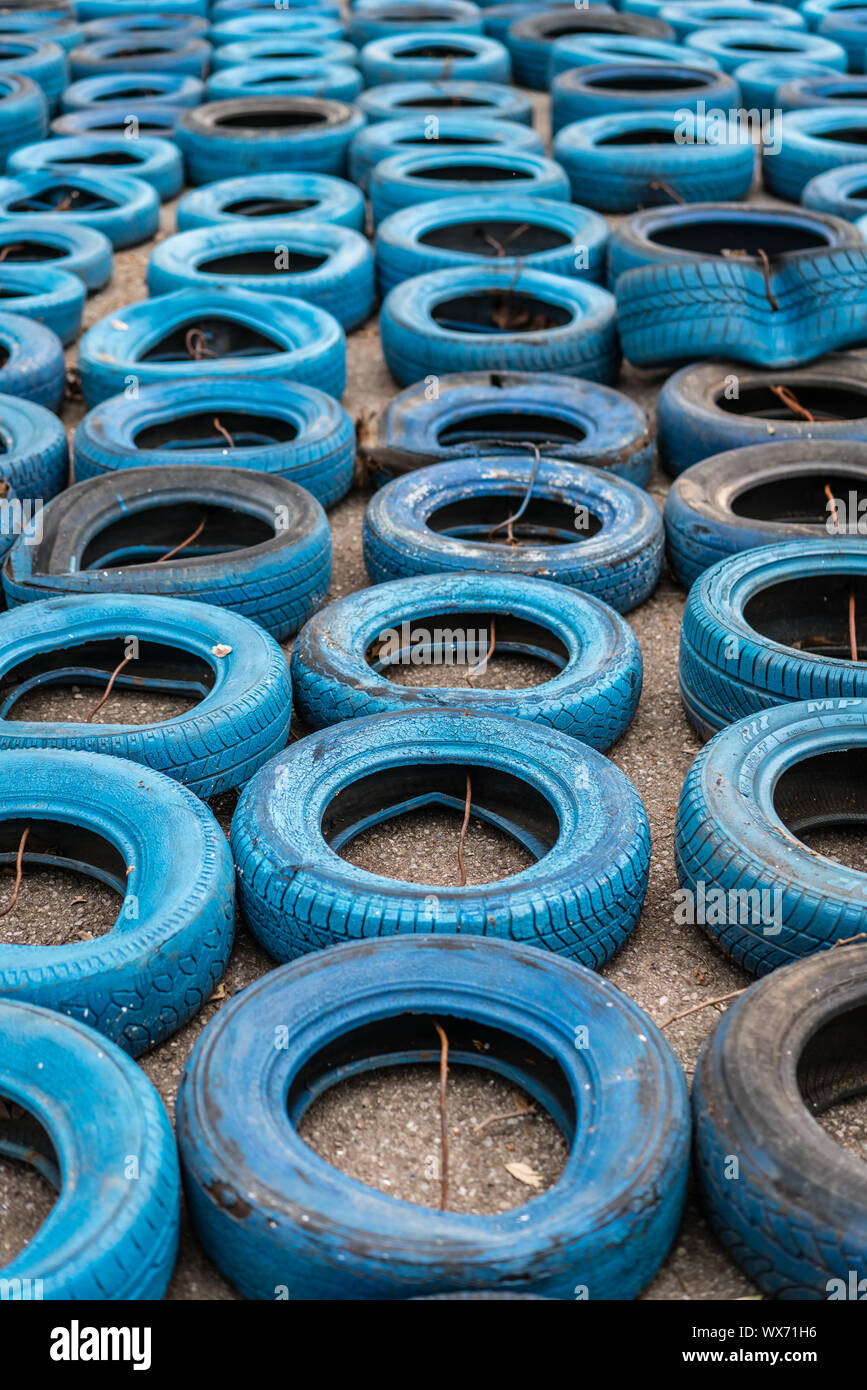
503, 1161, 543, 1189
209, 983, 228, 1003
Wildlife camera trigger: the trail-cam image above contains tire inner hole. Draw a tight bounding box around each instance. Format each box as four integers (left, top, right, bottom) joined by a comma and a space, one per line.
431, 290, 572, 333
743, 573, 867, 658
134, 407, 298, 449
93, 86, 165, 100
76, 499, 274, 568
0, 241, 64, 262
716, 383, 867, 420
419, 219, 571, 256
365, 609, 568, 689
724, 39, 803, 50
197, 247, 327, 275
393, 42, 477, 56
649, 217, 830, 256
407, 162, 533, 182
428, 492, 602, 544
436, 407, 587, 447
815, 126, 867, 144
0, 816, 125, 946
798, 1005, 867, 1159
730, 471, 867, 524
596, 127, 681, 145
213, 109, 330, 129
141, 317, 285, 361
774, 750, 867, 873
0, 1101, 58, 1267
49, 150, 141, 167
583, 71, 709, 91
399, 96, 491, 109
221, 196, 317, 217
9, 186, 115, 213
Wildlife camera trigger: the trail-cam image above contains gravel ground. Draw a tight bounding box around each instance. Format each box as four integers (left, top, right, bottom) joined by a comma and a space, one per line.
1, 94, 866, 1303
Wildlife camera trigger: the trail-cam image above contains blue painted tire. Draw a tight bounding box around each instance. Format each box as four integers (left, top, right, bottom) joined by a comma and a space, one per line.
211, 38, 358, 71
51, 102, 187, 139
291, 571, 642, 748
208, 13, 345, 46
176, 98, 365, 182
79, 0, 207, 18
0, 37, 67, 113
0, 263, 83, 346
370, 147, 568, 226
356, 78, 532, 124
733, 57, 842, 109
0, 998, 179, 1299
178, 935, 687, 1300
69, 34, 211, 81
5, 465, 332, 641
176, 172, 365, 234
779, 73, 867, 108
549, 33, 717, 80
380, 266, 619, 387
78, 287, 346, 407
483, 3, 564, 46
231, 710, 652, 964
360, 32, 511, 85
694, 945, 867, 1298
660, 0, 805, 39
0, 216, 111, 291
685, 23, 847, 74
0, 75, 48, 171
147, 222, 375, 332
0, 390, 67, 499
348, 114, 543, 191
81, 14, 208, 40
553, 111, 754, 213
73, 377, 354, 508
0, 748, 234, 1052
817, 9, 867, 72
349, 0, 484, 47
551, 62, 738, 132
206, 61, 362, 104
678, 539, 867, 739
506, 5, 675, 89
363, 370, 654, 487
375, 195, 608, 296
616, 242, 867, 369
61, 71, 204, 111
657, 356, 867, 473
363, 455, 663, 612
664, 439, 867, 585
804, 161, 867, 218
7, 134, 184, 200
607, 200, 860, 287
0, 170, 159, 250
802, 0, 861, 26
0, 593, 292, 797
0, 16, 83, 53
766, 107, 867, 200
0, 312, 65, 413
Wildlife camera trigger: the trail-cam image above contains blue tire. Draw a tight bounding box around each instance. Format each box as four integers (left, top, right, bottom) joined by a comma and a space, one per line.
817, 9, 867, 72
176, 172, 365, 234
370, 147, 568, 226
73, 376, 354, 508
551, 62, 739, 132
176, 98, 366, 182
678, 539, 867, 739
0, 390, 67, 499
51, 102, 188, 139
81, 15, 208, 40
0, 16, 83, 53
0, 748, 234, 1052
211, 38, 358, 71
0, 312, 65, 413
7, 134, 184, 200
694, 945, 867, 1298
5, 464, 332, 641
349, 0, 484, 47
0, 216, 111, 290
0, 593, 292, 797
553, 111, 755, 213
804, 161, 867, 218
208, 13, 345, 46
79, 0, 207, 18
0, 263, 83, 346
733, 56, 842, 109
205, 60, 363, 104
356, 78, 533, 124
0, 36, 67, 113
291, 571, 643, 749
779, 73, 867, 108
685, 23, 847, 73
231, 710, 652, 964
348, 113, 543, 191
0, 169, 159, 249
767, 106, 867, 199
549, 33, 718, 80
0, 998, 179, 1299
61, 71, 204, 111
657, 356, 867, 473
507, 5, 675, 89
363, 370, 654, 487
616, 243, 867, 369
380, 265, 618, 387
178, 935, 687, 1299
78, 287, 346, 406
363, 455, 663, 612
660, 0, 805, 39
68, 34, 211, 81
0, 74, 48, 171
375, 194, 608, 296
360, 32, 511, 85
147, 221, 375, 332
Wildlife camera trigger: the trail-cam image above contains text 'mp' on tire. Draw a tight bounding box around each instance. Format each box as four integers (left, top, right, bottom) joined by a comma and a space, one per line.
362, 455, 663, 613
678, 539, 867, 739
177, 934, 688, 1300
0, 997, 179, 1298
175, 171, 365, 233
230, 708, 651, 967
694, 943, 867, 1298
176, 97, 366, 183
73, 376, 354, 509
0, 311, 65, 413
0, 748, 235, 1053
0, 592, 292, 797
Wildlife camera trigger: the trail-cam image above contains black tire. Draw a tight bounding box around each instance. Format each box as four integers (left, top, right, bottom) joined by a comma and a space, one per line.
176, 97, 366, 183
506, 5, 674, 89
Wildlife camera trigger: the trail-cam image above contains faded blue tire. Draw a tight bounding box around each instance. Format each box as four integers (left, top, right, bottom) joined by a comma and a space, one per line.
660, 0, 804, 38
0, 264, 83, 346
767, 106, 867, 200
0, 74, 48, 171
0, 998, 179, 1298
176, 97, 365, 182
362, 455, 663, 612
678, 539, 867, 739
291, 571, 643, 748
176, 172, 365, 233
380, 265, 619, 387
551, 61, 738, 132
205, 60, 362, 104
61, 71, 204, 110
68, 34, 211, 81
360, 32, 511, 84
370, 147, 569, 226
78, 287, 346, 406
51, 103, 188, 139
778, 73, 867, 109
211, 38, 358, 71
548, 32, 714, 81
0, 748, 234, 1053
348, 113, 543, 191
147, 221, 375, 332
72, 376, 355, 508
177, 935, 687, 1299
0, 390, 67, 499
0, 36, 67, 113
507, 4, 675, 89
362, 369, 654, 487
0, 312, 65, 413
0, 169, 159, 249
685, 23, 846, 74
804, 162, 867, 219
7, 134, 184, 200
0, 593, 293, 797
348, 0, 484, 47
733, 57, 842, 109
375, 195, 608, 295
356, 78, 532, 124
208, 12, 344, 46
